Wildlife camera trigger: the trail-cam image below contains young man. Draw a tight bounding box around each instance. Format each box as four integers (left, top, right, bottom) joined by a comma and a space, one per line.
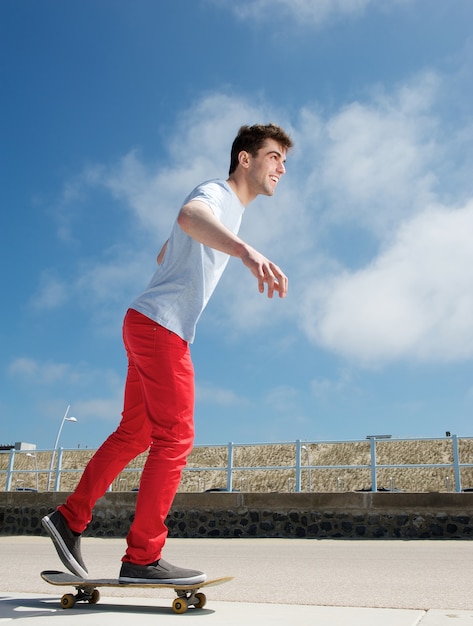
42, 123, 293, 584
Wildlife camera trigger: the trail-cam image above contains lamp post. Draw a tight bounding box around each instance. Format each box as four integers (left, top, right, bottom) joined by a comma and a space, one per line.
301, 445, 312, 492
47, 405, 77, 491
26, 452, 39, 491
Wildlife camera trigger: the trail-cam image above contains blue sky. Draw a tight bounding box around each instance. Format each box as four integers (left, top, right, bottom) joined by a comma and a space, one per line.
2, 0, 473, 451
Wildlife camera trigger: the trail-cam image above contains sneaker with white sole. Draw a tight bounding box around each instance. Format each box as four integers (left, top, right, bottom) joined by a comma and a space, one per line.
42, 510, 88, 579
119, 559, 206, 585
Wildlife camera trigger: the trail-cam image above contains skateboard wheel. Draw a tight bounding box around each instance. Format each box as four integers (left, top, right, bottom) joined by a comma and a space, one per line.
194, 592, 206, 609
172, 597, 188, 614
88, 589, 100, 604
61, 593, 76, 609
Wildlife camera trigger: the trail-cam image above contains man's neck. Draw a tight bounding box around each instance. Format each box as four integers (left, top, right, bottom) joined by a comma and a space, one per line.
226, 175, 256, 207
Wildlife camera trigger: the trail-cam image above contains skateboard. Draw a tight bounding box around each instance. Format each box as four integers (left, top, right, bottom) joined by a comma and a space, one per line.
41, 569, 233, 614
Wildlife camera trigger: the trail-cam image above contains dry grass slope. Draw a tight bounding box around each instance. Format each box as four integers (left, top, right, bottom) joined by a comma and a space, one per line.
1, 439, 473, 493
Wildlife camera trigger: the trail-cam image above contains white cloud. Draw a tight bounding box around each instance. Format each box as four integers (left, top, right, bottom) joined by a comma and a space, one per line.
74, 247, 149, 307
315, 73, 440, 236
89, 153, 177, 236
311, 369, 357, 399
73, 396, 123, 423
29, 246, 150, 336
8, 357, 124, 427
196, 382, 248, 407
8, 357, 70, 384
9, 356, 122, 389
265, 385, 301, 413
303, 201, 473, 364
224, 0, 407, 26
30, 271, 69, 311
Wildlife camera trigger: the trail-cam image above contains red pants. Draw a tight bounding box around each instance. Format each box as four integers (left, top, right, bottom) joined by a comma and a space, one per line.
59, 309, 195, 565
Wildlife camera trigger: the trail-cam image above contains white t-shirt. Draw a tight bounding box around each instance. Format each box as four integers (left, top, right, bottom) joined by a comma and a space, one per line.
130, 179, 245, 343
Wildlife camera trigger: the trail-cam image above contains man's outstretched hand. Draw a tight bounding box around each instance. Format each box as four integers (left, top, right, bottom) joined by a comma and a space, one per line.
240, 245, 288, 299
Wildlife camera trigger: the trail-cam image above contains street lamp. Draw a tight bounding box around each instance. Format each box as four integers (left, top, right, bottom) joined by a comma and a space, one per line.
47, 405, 77, 491
301, 445, 312, 493
26, 452, 39, 491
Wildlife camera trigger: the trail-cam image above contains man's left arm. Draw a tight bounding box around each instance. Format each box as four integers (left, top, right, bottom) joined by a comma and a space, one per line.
177, 200, 287, 298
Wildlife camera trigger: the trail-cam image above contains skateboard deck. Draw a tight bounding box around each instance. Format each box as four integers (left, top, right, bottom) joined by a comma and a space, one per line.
41, 569, 233, 614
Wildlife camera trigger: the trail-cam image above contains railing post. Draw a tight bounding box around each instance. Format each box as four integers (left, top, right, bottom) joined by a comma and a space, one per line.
369, 437, 377, 492
226, 442, 234, 492
295, 439, 302, 493
452, 434, 461, 493
6, 448, 15, 492
54, 448, 64, 492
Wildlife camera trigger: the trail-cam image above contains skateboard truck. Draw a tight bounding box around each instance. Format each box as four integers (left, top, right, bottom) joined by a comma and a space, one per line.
172, 588, 207, 613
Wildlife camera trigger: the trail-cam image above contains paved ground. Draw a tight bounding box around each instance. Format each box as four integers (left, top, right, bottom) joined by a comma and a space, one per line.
0, 536, 472, 624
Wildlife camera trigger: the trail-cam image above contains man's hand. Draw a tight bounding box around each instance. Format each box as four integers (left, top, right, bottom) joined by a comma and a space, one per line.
240, 245, 288, 298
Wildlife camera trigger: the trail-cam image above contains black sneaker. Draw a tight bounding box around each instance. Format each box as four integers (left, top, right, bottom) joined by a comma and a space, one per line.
119, 559, 206, 585
42, 510, 88, 579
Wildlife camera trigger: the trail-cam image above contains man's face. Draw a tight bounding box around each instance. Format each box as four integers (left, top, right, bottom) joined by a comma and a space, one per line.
246, 138, 287, 197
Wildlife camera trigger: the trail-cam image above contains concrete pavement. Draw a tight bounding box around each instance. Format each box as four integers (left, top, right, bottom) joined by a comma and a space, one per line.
0, 536, 472, 624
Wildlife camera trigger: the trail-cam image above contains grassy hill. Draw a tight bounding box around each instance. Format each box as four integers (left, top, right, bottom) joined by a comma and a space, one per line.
2, 438, 473, 493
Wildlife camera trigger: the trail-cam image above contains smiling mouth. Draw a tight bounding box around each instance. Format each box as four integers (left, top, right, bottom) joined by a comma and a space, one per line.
270, 176, 279, 184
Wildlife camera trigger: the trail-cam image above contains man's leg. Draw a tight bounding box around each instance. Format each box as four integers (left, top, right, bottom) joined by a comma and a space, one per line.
57, 361, 152, 533
118, 310, 205, 584
42, 310, 152, 577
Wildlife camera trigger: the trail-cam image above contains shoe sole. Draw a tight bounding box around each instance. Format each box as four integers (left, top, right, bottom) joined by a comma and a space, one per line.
42, 515, 88, 579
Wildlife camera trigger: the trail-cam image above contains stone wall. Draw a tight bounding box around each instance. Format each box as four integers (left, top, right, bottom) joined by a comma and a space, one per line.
1, 492, 473, 539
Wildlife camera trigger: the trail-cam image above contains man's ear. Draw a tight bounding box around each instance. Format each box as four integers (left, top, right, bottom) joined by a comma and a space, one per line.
238, 150, 250, 169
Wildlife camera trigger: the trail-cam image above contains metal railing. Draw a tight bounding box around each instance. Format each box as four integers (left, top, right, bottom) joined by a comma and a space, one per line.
1, 435, 472, 493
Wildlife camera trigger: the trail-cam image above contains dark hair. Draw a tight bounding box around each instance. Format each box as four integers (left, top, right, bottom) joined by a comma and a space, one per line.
229, 123, 293, 175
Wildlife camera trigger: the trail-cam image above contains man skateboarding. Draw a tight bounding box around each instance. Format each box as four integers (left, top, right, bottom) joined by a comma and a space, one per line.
42, 123, 293, 585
